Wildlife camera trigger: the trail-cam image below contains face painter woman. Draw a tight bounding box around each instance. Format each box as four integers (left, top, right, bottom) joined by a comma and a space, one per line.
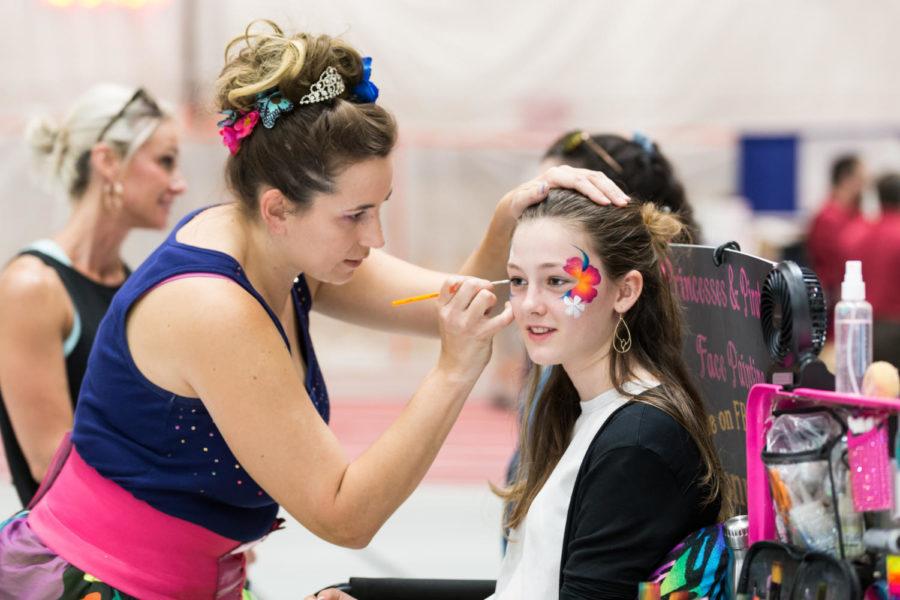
0, 20, 627, 598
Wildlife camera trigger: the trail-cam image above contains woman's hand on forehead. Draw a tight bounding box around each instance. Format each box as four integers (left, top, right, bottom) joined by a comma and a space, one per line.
538, 165, 630, 206
501, 165, 629, 222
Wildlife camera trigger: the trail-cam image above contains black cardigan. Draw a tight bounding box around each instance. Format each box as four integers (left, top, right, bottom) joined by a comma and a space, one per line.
557, 398, 721, 599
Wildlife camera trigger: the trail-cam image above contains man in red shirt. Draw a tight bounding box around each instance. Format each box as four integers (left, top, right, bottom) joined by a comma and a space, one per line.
807, 155, 867, 331
840, 173, 900, 365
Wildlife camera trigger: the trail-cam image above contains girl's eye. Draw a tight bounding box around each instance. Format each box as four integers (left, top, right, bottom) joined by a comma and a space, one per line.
548, 277, 570, 287
158, 155, 176, 170
509, 277, 526, 287
346, 211, 367, 222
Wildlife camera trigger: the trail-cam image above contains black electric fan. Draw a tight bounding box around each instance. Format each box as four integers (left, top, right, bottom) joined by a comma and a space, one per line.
760, 260, 831, 389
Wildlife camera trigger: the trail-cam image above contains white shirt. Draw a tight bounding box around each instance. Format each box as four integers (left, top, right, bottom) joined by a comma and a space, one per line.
488, 380, 657, 600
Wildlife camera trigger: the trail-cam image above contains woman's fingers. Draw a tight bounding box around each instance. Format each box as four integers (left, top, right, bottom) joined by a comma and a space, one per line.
483, 301, 514, 335
444, 277, 491, 313
466, 286, 498, 318
585, 170, 629, 206
438, 277, 514, 324
512, 179, 549, 209
539, 165, 629, 206
498, 179, 549, 220
438, 275, 466, 305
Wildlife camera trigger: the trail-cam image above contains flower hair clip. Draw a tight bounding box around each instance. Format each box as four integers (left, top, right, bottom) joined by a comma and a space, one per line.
217, 87, 296, 155
218, 109, 260, 156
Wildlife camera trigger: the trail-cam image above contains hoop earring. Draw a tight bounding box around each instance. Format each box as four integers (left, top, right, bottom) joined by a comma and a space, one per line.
613, 314, 632, 354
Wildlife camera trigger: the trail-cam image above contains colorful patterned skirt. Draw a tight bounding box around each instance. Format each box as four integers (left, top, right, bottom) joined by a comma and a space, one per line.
0, 512, 256, 599
0, 435, 257, 600
0, 511, 140, 599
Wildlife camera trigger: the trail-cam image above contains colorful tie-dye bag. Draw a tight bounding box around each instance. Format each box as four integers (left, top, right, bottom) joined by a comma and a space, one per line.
648, 523, 731, 600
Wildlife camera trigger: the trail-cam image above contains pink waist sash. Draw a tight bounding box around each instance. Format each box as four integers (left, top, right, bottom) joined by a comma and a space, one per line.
28, 441, 247, 600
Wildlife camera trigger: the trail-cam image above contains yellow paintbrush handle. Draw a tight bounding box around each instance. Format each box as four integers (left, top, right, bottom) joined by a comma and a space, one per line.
390, 292, 440, 306
390, 279, 509, 307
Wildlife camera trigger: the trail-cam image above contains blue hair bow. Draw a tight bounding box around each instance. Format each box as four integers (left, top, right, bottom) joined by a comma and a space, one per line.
352, 57, 379, 103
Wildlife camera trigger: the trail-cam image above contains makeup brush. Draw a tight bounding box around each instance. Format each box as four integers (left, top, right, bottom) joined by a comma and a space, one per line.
391, 279, 510, 306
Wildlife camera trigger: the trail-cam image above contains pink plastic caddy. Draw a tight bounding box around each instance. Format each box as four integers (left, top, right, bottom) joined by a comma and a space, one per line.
746, 383, 900, 544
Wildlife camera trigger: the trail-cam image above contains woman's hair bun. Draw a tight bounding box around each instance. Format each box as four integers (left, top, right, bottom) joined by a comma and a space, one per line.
216, 19, 363, 112
24, 116, 68, 184
25, 116, 62, 157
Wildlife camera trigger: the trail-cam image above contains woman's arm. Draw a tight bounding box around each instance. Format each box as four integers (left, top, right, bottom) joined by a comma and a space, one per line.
128, 275, 512, 548
0, 258, 76, 484
312, 166, 629, 337
308, 249, 448, 337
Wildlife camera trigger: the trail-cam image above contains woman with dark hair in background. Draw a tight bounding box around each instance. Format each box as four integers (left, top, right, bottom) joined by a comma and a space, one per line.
541, 131, 701, 242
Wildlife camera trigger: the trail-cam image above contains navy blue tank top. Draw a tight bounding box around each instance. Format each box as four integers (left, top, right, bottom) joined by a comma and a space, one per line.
72, 207, 330, 542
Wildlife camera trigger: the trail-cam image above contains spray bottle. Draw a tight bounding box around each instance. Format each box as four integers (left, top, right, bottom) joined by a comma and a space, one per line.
834, 261, 873, 395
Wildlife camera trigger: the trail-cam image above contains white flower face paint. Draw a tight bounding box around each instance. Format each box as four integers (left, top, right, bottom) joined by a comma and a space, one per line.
563, 295, 585, 319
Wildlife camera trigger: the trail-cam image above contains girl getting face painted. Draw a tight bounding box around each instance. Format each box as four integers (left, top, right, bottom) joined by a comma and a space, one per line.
499, 189, 728, 570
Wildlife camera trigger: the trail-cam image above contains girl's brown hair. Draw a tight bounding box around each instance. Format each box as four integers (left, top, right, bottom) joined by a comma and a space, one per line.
215, 20, 397, 214
496, 189, 730, 531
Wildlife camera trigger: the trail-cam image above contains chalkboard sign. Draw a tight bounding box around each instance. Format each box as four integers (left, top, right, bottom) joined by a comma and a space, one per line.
667, 245, 776, 513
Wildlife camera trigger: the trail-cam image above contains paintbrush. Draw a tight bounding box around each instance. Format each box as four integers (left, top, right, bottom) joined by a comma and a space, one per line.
391, 279, 510, 306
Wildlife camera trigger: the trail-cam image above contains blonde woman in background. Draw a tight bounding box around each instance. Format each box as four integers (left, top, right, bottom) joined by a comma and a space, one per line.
0, 85, 186, 507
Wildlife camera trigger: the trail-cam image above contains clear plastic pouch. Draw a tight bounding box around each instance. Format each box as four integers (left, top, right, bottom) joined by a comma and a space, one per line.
762, 408, 850, 558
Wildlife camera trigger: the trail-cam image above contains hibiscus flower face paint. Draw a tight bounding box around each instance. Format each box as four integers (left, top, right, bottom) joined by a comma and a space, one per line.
561, 246, 602, 317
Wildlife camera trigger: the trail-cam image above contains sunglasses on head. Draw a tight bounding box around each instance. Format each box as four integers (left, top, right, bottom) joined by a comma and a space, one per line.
562, 131, 624, 175
96, 87, 162, 143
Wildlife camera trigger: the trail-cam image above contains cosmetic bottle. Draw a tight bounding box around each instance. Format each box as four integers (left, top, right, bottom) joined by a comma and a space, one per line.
835, 261, 872, 395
